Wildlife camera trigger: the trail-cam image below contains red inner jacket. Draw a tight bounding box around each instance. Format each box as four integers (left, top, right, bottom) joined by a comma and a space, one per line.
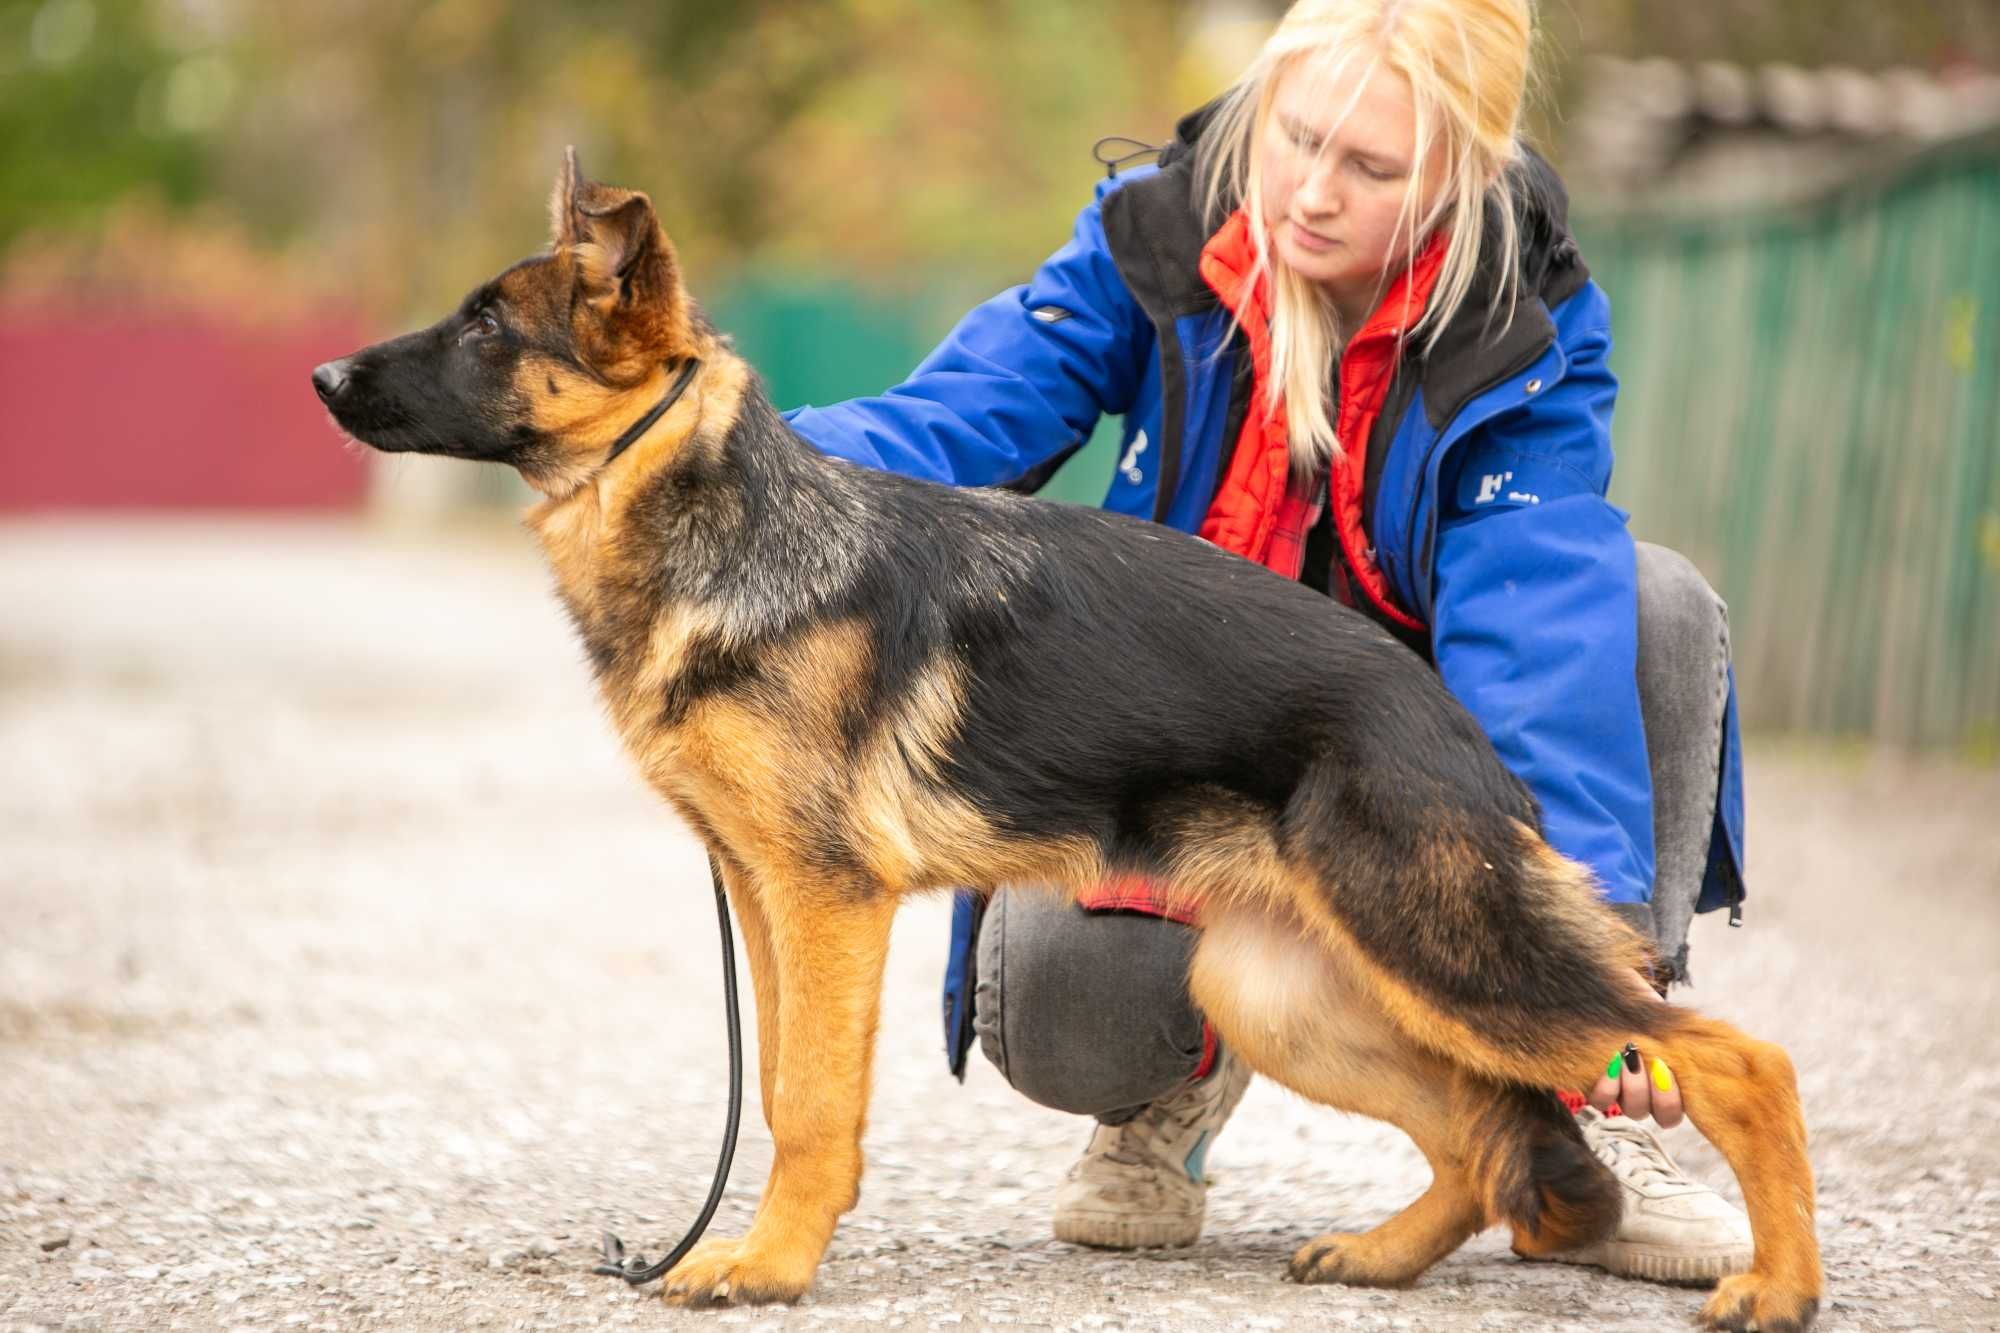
1076, 210, 1445, 922
1195, 206, 1441, 632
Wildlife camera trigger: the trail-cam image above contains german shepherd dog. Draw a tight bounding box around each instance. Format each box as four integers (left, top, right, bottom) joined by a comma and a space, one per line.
312, 151, 1820, 1330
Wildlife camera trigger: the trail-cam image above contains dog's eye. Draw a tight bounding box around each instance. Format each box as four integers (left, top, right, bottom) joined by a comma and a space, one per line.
461, 310, 500, 343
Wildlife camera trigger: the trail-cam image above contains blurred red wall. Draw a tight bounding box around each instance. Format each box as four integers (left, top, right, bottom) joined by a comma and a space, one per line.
0, 308, 371, 511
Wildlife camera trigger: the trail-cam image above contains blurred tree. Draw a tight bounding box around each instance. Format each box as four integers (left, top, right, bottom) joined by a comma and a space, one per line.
0, 0, 214, 249
214, 0, 1186, 321
3, 0, 1993, 322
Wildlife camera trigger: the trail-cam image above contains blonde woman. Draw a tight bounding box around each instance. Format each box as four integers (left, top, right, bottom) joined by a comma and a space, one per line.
789, 0, 1752, 1284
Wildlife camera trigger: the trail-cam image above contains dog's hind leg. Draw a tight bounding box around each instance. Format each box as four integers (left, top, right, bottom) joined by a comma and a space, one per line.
1190, 907, 1490, 1288
1268, 799, 1820, 1327
1270, 1061, 1615, 1288
659, 881, 898, 1308
1285, 1134, 1487, 1289
1648, 1016, 1822, 1333
1339, 943, 1820, 1327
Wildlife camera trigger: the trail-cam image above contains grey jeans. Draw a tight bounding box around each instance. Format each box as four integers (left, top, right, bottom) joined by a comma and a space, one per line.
973, 542, 1732, 1123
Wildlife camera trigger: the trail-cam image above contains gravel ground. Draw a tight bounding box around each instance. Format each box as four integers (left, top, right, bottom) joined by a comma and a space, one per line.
3, 517, 1997, 1333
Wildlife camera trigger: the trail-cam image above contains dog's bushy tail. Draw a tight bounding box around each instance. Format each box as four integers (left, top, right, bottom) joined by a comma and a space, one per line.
1464, 1079, 1621, 1255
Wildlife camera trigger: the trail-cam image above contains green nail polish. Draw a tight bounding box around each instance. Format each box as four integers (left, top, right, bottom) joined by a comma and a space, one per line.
1606, 1053, 1622, 1080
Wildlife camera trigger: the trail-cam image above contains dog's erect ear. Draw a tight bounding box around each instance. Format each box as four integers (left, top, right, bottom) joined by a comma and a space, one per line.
551, 146, 668, 294
551, 149, 675, 308
550, 148, 694, 374
550, 145, 582, 248
576, 190, 663, 291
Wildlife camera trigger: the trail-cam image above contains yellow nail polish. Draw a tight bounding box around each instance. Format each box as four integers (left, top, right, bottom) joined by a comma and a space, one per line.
1652, 1057, 1672, 1092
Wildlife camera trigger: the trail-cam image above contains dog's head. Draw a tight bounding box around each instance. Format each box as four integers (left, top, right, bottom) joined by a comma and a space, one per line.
313, 149, 699, 493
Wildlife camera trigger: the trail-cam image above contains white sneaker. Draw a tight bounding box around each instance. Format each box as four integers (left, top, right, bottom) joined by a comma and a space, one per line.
1051, 1047, 1253, 1249
1531, 1106, 1754, 1285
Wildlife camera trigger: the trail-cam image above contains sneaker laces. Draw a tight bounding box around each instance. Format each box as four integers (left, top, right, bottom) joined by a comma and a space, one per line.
1088, 1060, 1232, 1168
1099, 1092, 1198, 1162
1584, 1114, 1686, 1191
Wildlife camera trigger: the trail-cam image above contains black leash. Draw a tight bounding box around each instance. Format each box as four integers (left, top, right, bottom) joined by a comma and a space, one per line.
593, 854, 743, 1285
602, 357, 703, 467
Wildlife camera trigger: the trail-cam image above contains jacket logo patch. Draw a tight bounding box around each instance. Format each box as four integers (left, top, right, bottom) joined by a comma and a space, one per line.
1119, 430, 1149, 484
1476, 471, 1514, 504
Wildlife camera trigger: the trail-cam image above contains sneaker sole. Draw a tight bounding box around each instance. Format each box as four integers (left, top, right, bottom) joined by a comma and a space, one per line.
1529, 1240, 1754, 1286
1052, 1213, 1202, 1250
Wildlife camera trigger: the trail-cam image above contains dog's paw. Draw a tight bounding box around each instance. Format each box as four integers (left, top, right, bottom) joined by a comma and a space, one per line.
1698, 1272, 1820, 1332
660, 1235, 812, 1308
1286, 1232, 1419, 1288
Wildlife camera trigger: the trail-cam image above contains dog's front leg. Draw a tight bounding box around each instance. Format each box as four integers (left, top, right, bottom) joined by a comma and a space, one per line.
661, 885, 897, 1307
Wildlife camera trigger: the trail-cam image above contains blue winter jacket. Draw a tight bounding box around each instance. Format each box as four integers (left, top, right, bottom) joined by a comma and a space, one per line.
784, 112, 1747, 1074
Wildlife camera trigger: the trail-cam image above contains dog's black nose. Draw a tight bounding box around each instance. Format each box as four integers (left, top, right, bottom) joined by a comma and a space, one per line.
312, 359, 353, 403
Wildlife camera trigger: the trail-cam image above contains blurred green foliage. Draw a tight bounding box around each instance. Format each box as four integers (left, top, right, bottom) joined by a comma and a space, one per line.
6, 0, 1993, 326
3, 0, 1191, 322
0, 0, 208, 246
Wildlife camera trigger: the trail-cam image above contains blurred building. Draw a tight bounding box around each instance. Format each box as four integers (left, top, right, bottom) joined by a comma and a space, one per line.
1567, 56, 2000, 209
0, 307, 370, 513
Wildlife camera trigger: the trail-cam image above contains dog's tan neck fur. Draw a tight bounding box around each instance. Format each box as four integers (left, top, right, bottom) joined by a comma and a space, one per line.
519, 340, 794, 851
524, 339, 750, 636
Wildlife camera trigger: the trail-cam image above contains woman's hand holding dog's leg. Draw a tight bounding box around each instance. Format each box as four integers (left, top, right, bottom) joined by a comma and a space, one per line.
1583, 977, 1687, 1129
1586, 1043, 1686, 1129
662, 887, 899, 1307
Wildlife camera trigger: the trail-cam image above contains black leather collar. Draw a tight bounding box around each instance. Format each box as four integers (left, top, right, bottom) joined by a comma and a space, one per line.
603, 357, 702, 466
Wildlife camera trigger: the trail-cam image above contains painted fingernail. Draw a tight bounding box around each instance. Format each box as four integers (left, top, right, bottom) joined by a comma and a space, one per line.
1606, 1052, 1623, 1080
1623, 1043, 1642, 1073
1649, 1055, 1685, 1128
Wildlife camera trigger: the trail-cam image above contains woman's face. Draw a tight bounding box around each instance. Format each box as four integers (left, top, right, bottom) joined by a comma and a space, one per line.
1256, 55, 1443, 318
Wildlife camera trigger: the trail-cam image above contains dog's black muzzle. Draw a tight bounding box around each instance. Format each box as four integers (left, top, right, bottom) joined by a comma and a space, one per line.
311, 358, 355, 405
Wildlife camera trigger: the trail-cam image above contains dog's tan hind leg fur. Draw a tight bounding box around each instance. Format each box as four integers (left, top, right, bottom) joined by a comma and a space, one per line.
1652, 1016, 1822, 1332
1189, 905, 1488, 1287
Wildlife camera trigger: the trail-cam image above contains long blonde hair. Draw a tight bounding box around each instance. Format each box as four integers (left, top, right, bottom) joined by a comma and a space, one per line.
1195, 0, 1535, 473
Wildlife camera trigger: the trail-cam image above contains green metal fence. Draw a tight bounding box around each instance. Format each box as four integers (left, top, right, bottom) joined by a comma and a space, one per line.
719, 129, 2000, 749
1578, 129, 2000, 749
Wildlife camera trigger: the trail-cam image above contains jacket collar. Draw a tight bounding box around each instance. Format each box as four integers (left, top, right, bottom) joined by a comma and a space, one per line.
1415, 153, 1589, 427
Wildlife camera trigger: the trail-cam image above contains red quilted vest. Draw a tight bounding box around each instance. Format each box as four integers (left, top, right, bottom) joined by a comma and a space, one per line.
1194, 207, 1443, 632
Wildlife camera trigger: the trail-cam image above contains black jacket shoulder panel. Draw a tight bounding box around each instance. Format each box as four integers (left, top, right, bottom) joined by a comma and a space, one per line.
1101, 94, 1236, 322
1100, 161, 1219, 323
1415, 148, 1593, 429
